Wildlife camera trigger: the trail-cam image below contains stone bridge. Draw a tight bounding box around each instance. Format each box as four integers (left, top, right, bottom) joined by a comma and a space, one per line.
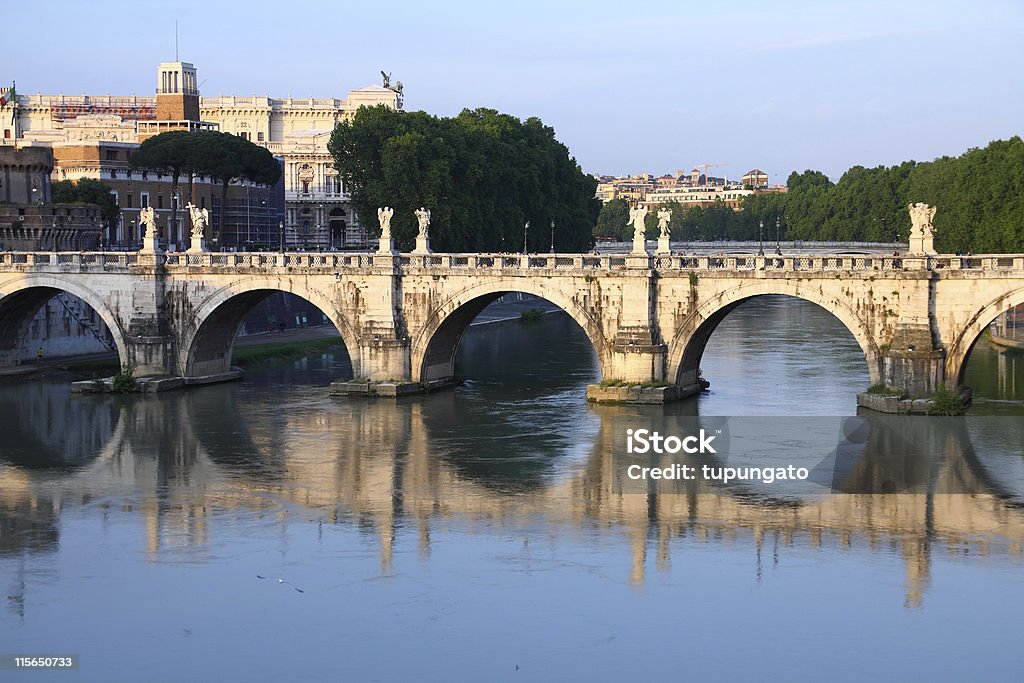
1, 247, 1023, 400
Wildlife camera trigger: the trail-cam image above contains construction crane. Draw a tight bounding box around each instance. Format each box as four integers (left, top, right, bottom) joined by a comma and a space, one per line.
694, 162, 730, 187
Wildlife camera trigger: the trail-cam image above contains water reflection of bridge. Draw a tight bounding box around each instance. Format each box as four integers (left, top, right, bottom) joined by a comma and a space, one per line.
1, 387, 1022, 609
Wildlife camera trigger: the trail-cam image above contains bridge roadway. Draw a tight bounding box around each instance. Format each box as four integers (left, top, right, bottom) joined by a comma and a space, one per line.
1, 247, 1023, 401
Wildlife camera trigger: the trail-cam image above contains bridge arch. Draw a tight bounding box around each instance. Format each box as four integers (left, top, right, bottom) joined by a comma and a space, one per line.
945, 285, 1024, 386
176, 278, 359, 377
666, 281, 883, 388
0, 275, 129, 367
411, 279, 609, 384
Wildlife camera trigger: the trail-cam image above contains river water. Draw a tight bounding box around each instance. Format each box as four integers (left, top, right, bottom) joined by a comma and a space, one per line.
2, 296, 1023, 680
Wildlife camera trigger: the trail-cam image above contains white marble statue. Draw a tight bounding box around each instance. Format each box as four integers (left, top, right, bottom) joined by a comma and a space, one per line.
657, 207, 672, 238
377, 206, 396, 254
629, 204, 648, 241
415, 207, 431, 239
378, 206, 394, 240
139, 207, 157, 239
908, 202, 936, 238
907, 202, 938, 255
187, 203, 209, 240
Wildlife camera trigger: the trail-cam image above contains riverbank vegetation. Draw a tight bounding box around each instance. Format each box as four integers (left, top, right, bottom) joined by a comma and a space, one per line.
230, 339, 346, 367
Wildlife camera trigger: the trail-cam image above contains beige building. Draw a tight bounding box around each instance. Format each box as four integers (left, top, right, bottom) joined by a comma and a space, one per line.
2, 60, 401, 249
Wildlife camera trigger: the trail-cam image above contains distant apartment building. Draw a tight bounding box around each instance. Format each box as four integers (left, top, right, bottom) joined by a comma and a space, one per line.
595, 167, 786, 210
2, 60, 400, 249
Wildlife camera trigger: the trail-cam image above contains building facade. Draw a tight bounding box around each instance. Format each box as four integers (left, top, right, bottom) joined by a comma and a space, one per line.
2, 61, 400, 249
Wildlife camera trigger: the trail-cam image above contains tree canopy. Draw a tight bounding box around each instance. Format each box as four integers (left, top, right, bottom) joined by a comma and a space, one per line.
329, 105, 600, 252
131, 130, 281, 239
51, 178, 120, 229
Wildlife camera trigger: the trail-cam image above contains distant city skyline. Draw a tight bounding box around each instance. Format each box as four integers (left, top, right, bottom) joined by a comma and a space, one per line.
8, 0, 1022, 181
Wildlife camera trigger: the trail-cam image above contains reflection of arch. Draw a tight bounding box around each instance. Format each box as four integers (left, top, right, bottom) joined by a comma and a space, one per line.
177, 279, 358, 377
666, 283, 882, 387
946, 286, 1024, 386
412, 281, 608, 383
0, 275, 129, 366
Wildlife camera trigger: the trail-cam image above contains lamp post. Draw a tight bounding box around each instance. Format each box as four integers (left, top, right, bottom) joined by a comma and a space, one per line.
173, 190, 180, 251
246, 184, 251, 247
279, 221, 284, 253
130, 219, 136, 247
523, 221, 529, 254
550, 220, 555, 254
757, 219, 765, 256
774, 217, 781, 256
51, 217, 57, 252
259, 199, 266, 250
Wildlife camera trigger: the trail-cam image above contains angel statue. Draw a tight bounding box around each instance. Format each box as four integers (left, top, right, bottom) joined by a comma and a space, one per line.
187, 203, 209, 239
415, 207, 431, 239
628, 203, 648, 243
139, 206, 157, 239
378, 206, 394, 240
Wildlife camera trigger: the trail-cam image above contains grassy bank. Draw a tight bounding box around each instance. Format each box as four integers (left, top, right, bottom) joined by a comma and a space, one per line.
231, 338, 346, 367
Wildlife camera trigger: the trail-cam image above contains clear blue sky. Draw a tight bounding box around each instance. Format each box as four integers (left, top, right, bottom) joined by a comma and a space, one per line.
9, 0, 1023, 181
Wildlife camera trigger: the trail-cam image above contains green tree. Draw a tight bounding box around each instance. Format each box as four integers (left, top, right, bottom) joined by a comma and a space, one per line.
132, 131, 281, 245
595, 198, 629, 239
329, 105, 599, 252
130, 131, 196, 239
51, 178, 120, 233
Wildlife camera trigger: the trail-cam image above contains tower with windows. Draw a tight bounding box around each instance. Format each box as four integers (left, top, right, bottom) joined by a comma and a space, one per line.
156, 62, 200, 122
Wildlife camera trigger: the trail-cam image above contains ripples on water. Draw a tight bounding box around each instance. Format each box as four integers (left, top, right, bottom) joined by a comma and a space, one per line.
1, 296, 1023, 680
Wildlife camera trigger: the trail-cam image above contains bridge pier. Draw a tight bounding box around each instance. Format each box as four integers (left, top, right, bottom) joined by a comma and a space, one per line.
875, 268, 947, 399
357, 336, 411, 383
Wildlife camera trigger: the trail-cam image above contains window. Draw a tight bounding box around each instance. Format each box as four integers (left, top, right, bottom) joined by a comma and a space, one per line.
126, 194, 133, 208
4, 129, 10, 139
140, 192, 150, 209
257, 132, 264, 142
301, 181, 309, 194
157, 194, 164, 209
211, 197, 220, 229
105, 150, 118, 161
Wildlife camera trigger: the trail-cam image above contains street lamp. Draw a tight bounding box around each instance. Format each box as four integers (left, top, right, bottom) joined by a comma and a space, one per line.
757, 220, 765, 256
550, 220, 555, 254
51, 217, 57, 252
279, 221, 284, 252
259, 199, 267, 250
173, 190, 180, 250
774, 217, 782, 256
246, 184, 251, 247
523, 221, 529, 254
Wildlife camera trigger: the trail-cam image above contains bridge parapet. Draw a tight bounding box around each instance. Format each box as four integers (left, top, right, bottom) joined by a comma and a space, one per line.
3, 250, 1024, 277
